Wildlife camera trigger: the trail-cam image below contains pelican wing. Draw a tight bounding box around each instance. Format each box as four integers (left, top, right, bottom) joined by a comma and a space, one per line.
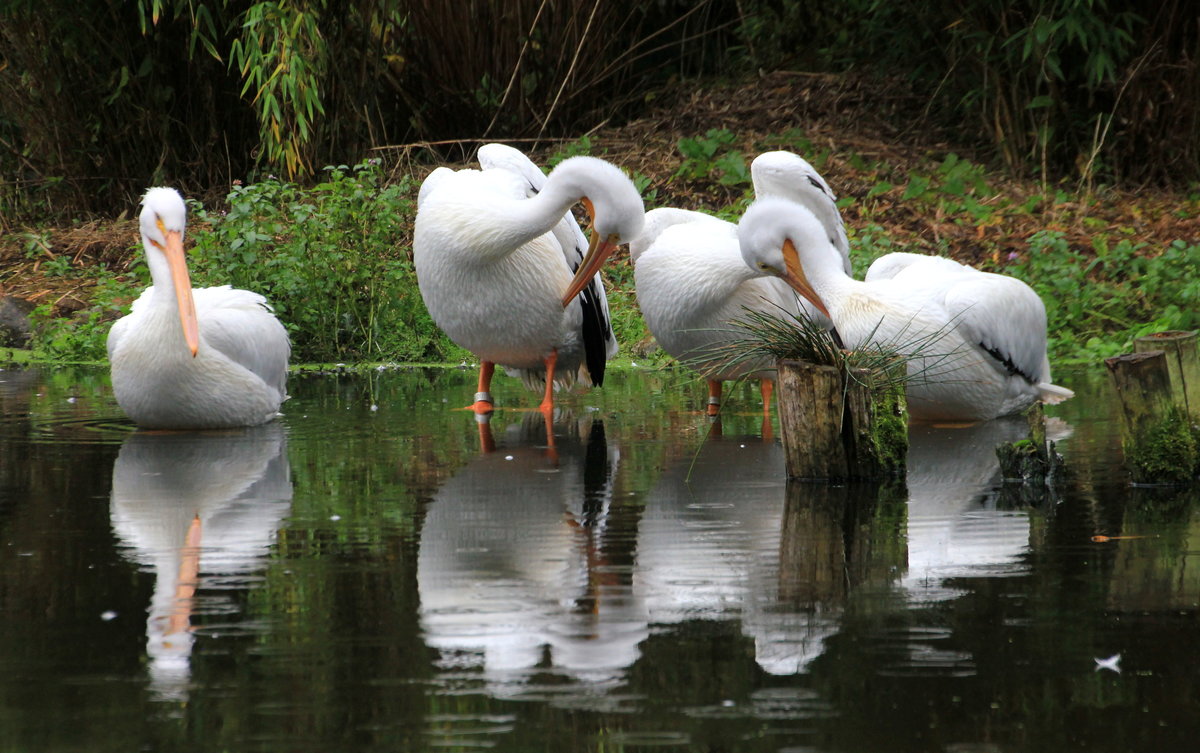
106, 286, 159, 360
750, 152, 852, 274
865, 252, 975, 282
478, 144, 587, 262
629, 207, 728, 263
193, 286, 291, 397
940, 275, 1049, 385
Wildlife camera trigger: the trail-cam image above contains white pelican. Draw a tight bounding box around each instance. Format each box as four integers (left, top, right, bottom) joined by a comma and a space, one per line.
737, 197, 1074, 421
626, 150, 849, 417
629, 208, 807, 418
414, 154, 644, 418
107, 187, 290, 429
750, 150, 852, 273
477, 144, 619, 386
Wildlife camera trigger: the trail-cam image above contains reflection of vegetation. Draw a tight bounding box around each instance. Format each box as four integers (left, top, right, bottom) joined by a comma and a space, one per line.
1122, 407, 1200, 485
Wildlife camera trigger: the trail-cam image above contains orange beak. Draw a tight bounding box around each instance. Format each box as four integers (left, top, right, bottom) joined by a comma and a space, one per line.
158, 221, 199, 357
780, 239, 830, 318
562, 231, 618, 307
561, 198, 618, 307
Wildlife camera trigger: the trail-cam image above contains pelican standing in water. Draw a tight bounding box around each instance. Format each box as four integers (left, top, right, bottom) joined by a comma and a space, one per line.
476, 144, 619, 387
630, 210, 807, 419
627, 150, 848, 417
737, 197, 1073, 421
107, 188, 290, 429
414, 154, 644, 420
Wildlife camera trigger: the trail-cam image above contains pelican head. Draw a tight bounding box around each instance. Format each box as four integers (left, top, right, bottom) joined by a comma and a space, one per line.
140, 187, 199, 357
751, 150, 838, 205
552, 156, 645, 306
737, 197, 832, 318
750, 150, 850, 273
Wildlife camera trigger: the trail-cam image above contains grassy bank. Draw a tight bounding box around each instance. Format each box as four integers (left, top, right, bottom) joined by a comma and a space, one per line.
2, 78, 1197, 370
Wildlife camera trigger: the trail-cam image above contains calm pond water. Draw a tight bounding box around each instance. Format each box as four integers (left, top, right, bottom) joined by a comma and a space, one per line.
0, 364, 1197, 752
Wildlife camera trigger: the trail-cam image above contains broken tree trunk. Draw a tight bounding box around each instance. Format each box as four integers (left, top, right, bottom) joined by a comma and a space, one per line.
775, 359, 907, 481
1104, 350, 1199, 485
994, 401, 1064, 494
1134, 330, 1200, 419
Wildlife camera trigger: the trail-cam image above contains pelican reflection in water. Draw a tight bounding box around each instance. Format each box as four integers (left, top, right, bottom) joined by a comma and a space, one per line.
633, 432, 850, 676
109, 424, 292, 700
419, 405, 1071, 693
900, 417, 1069, 602
417, 413, 645, 694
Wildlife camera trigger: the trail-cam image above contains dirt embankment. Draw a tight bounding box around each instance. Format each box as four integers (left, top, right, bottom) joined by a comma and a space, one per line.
2, 71, 1196, 335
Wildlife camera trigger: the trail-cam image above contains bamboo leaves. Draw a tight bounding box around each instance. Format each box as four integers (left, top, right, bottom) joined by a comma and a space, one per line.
228, 1, 327, 178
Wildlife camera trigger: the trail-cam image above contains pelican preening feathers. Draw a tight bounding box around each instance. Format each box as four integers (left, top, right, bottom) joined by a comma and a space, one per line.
413, 150, 644, 418
737, 196, 1073, 421
107, 187, 290, 430
626, 150, 850, 417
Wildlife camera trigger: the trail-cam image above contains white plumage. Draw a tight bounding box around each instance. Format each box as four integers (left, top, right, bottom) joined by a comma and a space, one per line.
738, 197, 1074, 421
626, 150, 848, 416
477, 144, 619, 382
107, 187, 290, 429
865, 250, 1059, 397
750, 150, 852, 274
630, 208, 803, 415
414, 153, 643, 416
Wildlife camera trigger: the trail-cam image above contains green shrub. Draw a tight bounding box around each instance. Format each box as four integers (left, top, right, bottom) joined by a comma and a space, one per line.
1009, 231, 1200, 363
29, 264, 145, 362
187, 160, 458, 364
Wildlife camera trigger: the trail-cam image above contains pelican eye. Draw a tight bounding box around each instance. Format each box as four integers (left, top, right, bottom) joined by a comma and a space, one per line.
148, 217, 170, 250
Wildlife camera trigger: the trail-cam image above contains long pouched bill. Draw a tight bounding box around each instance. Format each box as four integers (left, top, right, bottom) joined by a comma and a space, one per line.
561, 230, 618, 308
780, 239, 830, 319
161, 226, 200, 357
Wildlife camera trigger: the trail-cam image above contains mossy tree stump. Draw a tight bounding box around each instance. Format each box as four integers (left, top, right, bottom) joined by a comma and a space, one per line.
776, 359, 907, 481
995, 402, 1064, 498
1105, 349, 1199, 485
1134, 330, 1200, 419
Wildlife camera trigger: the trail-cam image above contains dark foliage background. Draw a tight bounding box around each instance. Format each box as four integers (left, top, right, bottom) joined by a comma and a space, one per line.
1, 0, 1196, 226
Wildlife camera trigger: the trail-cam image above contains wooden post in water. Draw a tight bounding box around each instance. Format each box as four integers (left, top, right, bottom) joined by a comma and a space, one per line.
775, 359, 907, 481
995, 401, 1064, 495
1104, 349, 1199, 484
1134, 330, 1200, 419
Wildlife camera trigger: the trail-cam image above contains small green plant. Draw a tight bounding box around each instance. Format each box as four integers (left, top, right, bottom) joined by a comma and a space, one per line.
29, 264, 145, 361
547, 135, 594, 167
630, 172, 659, 208
40, 255, 75, 278
674, 129, 749, 188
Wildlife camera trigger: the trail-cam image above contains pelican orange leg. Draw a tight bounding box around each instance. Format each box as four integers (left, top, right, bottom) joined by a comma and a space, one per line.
472, 361, 496, 414
538, 349, 559, 462
706, 379, 722, 417
759, 378, 774, 417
